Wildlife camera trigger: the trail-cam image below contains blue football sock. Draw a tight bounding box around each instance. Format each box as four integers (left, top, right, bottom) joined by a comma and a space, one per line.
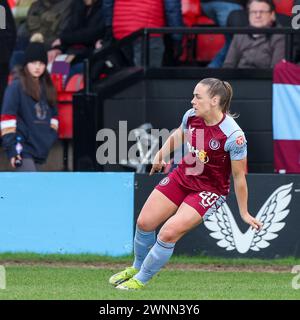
134, 237, 175, 284
132, 225, 156, 270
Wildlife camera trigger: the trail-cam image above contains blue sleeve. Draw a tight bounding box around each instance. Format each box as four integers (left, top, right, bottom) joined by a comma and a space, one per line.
1, 81, 21, 159
181, 108, 194, 132
224, 130, 247, 160
1, 81, 20, 115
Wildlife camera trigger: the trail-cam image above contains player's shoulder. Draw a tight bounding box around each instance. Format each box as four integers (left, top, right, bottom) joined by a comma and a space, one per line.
219, 114, 244, 138
181, 108, 196, 131
183, 108, 196, 119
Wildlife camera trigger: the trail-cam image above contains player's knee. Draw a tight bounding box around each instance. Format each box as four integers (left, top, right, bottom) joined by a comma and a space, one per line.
158, 227, 179, 243
136, 216, 153, 232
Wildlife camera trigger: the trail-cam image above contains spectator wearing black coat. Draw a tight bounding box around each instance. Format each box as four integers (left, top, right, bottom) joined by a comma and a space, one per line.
48, 0, 106, 77
0, 0, 16, 113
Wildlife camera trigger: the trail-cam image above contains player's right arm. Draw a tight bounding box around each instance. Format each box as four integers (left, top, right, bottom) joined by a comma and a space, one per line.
150, 126, 184, 175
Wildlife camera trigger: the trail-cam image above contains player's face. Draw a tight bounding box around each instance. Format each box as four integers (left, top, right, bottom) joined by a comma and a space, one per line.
191, 84, 215, 117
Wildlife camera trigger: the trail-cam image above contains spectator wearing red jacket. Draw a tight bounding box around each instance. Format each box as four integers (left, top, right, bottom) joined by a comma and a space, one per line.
103, 0, 183, 67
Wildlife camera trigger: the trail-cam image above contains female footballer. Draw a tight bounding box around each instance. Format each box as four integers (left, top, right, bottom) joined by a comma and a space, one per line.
109, 78, 263, 290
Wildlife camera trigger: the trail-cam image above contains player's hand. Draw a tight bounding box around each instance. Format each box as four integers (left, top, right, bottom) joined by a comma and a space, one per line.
242, 212, 263, 231
150, 153, 166, 175
150, 161, 166, 175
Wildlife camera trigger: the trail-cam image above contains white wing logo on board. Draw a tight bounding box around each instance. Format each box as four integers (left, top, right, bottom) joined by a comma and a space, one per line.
204, 183, 293, 254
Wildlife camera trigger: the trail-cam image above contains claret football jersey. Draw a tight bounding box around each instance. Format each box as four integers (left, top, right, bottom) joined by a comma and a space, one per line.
175, 108, 247, 195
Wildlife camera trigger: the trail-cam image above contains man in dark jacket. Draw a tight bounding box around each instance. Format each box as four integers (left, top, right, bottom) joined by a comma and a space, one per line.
0, 0, 16, 113
48, 0, 105, 64
223, 0, 285, 68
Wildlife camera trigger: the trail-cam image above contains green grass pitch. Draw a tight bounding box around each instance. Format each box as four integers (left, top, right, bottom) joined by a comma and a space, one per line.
0, 253, 299, 300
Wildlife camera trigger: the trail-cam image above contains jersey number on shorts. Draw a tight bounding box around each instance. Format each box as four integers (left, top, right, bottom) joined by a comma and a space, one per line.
198, 191, 219, 208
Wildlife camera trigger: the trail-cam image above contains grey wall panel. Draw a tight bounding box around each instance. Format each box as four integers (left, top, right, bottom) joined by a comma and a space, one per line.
246, 132, 273, 163
145, 79, 272, 100
231, 100, 272, 131
108, 82, 145, 99
228, 80, 272, 99
103, 99, 146, 132
146, 80, 198, 98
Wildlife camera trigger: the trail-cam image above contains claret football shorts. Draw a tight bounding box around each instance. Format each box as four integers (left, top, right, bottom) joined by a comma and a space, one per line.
155, 170, 226, 220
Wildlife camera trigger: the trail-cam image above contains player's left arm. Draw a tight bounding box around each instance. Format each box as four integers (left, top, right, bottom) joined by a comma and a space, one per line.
228, 132, 262, 230
231, 159, 262, 230
231, 158, 261, 229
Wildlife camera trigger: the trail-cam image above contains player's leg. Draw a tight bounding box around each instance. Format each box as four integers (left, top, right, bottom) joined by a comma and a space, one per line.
109, 174, 185, 286
109, 189, 178, 286
116, 202, 203, 290
116, 191, 225, 289
132, 188, 179, 269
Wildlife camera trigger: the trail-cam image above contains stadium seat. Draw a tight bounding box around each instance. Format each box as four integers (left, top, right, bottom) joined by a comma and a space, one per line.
50, 74, 84, 139
50, 73, 64, 92
181, 0, 226, 63
273, 0, 294, 16
181, 0, 201, 27
65, 74, 84, 92
195, 16, 225, 62
180, 0, 201, 63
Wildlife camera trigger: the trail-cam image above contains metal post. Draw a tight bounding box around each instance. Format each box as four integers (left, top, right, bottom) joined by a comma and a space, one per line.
142, 30, 149, 70
83, 58, 90, 95
285, 34, 294, 62
62, 139, 69, 171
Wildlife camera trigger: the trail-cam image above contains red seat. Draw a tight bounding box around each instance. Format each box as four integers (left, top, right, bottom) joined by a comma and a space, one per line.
65, 74, 84, 92
50, 74, 84, 139
195, 16, 225, 62
273, 0, 294, 16
181, 0, 225, 63
57, 92, 73, 139
181, 0, 201, 27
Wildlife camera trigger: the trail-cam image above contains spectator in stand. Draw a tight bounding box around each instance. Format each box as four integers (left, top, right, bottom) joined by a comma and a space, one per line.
10, 0, 36, 26
1, 34, 58, 171
103, 0, 183, 67
223, 0, 285, 68
201, 0, 248, 68
0, 0, 16, 113
10, 0, 73, 69
48, 0, 106, 78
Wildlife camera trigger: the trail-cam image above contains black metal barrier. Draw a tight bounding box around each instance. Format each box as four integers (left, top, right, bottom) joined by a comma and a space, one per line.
134, 173, 300, 258
89, 26, 297, 78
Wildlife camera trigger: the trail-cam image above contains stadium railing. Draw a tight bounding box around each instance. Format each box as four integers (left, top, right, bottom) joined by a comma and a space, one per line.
86, 26, 298, 92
